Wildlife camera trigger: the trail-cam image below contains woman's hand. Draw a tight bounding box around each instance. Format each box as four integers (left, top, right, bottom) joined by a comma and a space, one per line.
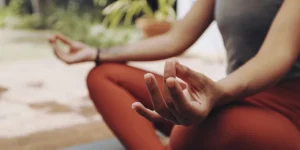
132, 59, 225, 126
49, 34, 97, 64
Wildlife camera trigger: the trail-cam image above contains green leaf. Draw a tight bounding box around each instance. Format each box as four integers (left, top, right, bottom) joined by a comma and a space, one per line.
167, 7, 176, 20
94, 0, 108, 7
109, 10, 125, 28
124, 2, 140, 25
102, 0, 129, 15
142, 4, 154, 18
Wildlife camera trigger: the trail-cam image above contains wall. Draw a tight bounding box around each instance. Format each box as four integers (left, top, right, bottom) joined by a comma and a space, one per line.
177, 0, 226, 61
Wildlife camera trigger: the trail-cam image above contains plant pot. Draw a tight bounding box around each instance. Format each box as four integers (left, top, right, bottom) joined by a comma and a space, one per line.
136, 18, 172, 38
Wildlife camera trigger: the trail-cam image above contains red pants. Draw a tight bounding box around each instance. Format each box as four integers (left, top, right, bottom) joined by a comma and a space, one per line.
86, 63, 300, 150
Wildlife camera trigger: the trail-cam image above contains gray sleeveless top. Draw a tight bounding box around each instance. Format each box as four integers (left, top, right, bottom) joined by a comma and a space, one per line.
215, 0, 300, 80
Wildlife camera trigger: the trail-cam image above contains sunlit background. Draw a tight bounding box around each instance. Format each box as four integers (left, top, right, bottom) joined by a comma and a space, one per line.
0, 0, 226, 149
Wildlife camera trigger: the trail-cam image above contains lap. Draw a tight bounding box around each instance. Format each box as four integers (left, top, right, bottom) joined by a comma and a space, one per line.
87, 63, 163, 108
169, 104, 300, 150
87, 63, 175, 135
88, 63, 300, 149
88, 63, 185, 110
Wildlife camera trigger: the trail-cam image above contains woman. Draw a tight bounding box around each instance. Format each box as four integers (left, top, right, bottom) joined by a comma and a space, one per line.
49, 0, 300, 149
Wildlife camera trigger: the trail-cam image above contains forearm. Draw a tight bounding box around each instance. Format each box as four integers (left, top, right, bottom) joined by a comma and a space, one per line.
215, 0, 300, 106
98, 0, 215, 62
99, 32, 184, 62
216, 51, 297, 106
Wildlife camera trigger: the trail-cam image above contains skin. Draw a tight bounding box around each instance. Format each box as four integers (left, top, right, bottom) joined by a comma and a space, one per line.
49, 0, 300, 125
49, 0, 215, 62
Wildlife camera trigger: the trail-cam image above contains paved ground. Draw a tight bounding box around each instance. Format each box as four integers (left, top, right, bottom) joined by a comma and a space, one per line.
0, 29, 226, 149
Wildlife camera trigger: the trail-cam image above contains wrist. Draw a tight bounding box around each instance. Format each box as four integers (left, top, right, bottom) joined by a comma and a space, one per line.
214, 79, 236, 107
87, 47, 98, 62
215, 76, 249, 107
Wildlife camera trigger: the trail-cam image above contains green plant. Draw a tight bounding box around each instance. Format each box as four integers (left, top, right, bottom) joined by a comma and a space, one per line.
0, 0, 142, 48
98, 0, 176, 28
94, 0, 109, 7
7, 0, 26, 15
156, 0, 176, 21
16, 14, 44, 29
48, 8, 141, 48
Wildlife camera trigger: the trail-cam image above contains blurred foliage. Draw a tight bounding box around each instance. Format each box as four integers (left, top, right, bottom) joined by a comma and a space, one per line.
101, 0, 153, 28
0, 0, 141, 47
5, 0, 26, 14
94, 0, 109, 7
156, 0, 176, 21
97, 0, 176, 28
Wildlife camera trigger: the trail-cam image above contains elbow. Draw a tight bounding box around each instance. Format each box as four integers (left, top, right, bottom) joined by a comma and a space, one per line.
165, 35, 191, 57
166, 30, 198, 57
172, 48, 186, 57
169, 42, 192, 58
165, 44, 187, 58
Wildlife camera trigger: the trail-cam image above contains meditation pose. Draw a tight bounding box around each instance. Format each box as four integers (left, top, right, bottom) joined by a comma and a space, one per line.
49, 0, 300, 149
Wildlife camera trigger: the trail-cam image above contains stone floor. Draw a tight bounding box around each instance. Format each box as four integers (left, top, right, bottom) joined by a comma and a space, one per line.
0, 29, 226, 150
0, 58, 226, 150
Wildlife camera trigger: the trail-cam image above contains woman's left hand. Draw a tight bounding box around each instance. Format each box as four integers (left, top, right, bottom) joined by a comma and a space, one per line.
132, 59, 225, 126
49, 34, 97, 64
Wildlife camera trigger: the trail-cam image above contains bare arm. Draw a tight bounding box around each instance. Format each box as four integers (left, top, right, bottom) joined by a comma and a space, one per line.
216, 0, 300, 105
98, 0, 215, 62
49, 0, 215, 64
132, 0, 300, 125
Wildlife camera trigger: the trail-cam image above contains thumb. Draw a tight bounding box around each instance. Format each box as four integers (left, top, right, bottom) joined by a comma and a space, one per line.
175, 62, 201, 85
55, 34, 73, 46
51, 42, 76, 64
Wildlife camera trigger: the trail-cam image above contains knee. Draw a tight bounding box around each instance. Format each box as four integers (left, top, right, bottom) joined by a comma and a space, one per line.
213, 107, 300, 150
168, 106, 300, 150
221, 127, 300, 150
86, 63, 114, 90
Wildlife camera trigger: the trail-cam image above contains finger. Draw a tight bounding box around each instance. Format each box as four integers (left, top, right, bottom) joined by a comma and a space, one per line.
163, 59, 177, 111
55, 34, 73, 46
164, 59, 177, 79
166, 77, 191, 115
48, 36, 55, 43
51, 42, 64, 59
144, 73, 175, 122
175, 62, 201, 85
163, 59, 189, 123
166, 79, 208, 125
131, 102, 164, 122
51, 42, 75, 64
50, 42, 59, 53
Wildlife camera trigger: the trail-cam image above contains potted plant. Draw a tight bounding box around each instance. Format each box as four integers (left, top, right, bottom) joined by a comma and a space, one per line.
95, 0, 176, 38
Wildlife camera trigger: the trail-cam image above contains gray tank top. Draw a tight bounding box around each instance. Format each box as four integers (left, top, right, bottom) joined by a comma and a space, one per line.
215, 0, 300, 80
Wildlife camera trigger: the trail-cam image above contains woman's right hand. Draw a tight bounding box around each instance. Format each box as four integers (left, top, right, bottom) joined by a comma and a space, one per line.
49, 34, 97, 64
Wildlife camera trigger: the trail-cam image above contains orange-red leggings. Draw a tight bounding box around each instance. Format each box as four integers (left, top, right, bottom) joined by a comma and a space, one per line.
86, 63, 300, 150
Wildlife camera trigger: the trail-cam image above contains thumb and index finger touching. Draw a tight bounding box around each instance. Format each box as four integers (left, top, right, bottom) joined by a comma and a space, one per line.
48, 34, 72, 54
174, 60, 200, 85
49, 34, 73, 46
164, 59, 195, 116
48, 34, 76, 63
165, 59, 205, 105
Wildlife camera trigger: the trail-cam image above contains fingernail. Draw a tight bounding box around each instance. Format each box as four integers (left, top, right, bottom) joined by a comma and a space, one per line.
166, 77, 175, 88
166, 59, 172, 65
175, 62, 181, 68
144, 74, 152, 84
171, 58, 178, 63
131, 104, 136, 110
